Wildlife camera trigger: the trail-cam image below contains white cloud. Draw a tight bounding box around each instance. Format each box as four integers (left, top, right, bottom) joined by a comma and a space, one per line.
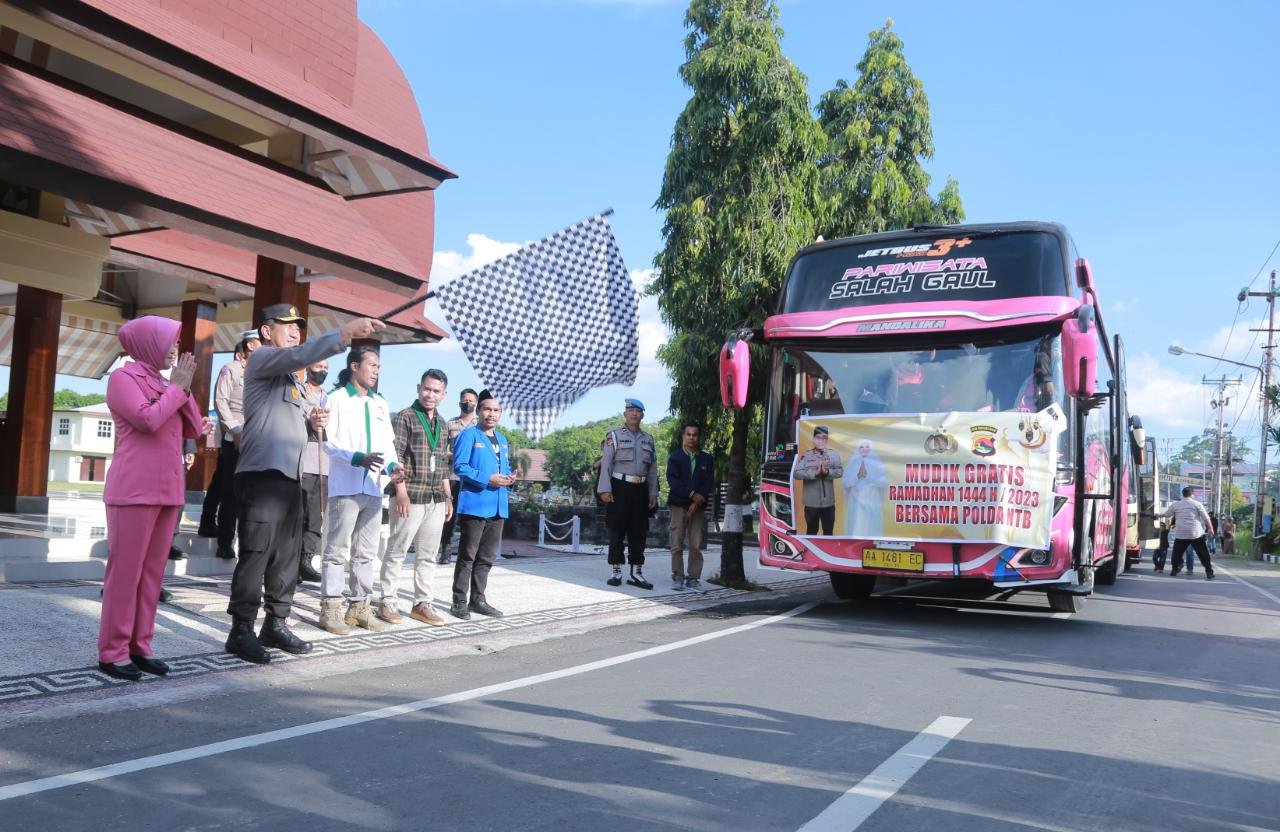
1126, 353, 1214, 433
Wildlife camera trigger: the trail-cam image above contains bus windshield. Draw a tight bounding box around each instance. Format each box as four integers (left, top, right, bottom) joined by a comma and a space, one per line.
766, 332, 1067, 452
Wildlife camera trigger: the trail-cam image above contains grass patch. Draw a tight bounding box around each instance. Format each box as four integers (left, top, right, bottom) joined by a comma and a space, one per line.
706, 573, 771, 592
48, 481, 105, 493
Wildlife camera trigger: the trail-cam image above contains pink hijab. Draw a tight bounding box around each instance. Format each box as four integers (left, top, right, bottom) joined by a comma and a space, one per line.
118, 316, 180, 375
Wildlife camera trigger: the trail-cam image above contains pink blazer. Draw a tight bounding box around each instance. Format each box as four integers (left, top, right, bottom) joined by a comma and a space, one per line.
103, 362, 203, 507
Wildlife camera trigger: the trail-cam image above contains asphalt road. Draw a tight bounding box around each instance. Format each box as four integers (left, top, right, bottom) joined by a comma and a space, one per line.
1, 562, 1277, 831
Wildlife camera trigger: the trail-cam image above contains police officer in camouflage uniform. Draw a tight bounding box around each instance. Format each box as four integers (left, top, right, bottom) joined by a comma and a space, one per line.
597, 398, 659, 589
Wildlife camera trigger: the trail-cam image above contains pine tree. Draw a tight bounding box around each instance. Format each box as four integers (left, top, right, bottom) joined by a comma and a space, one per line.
817, 20, 963, 238
652, 0, 823, 583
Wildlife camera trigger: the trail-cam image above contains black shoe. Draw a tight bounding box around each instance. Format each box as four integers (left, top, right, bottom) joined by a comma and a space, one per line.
1206, 573, 1216, 580
469, 600, 504, 618
258, 615, 313, 654
627, 573, 654, 590
225, 620, 271, 664
98, 661, 143, 681
450, 602, 471, 620
607, 575, 622, 587
130, 654, 170, 676
158, 588, 173, 603
297, 556, 321, 583
168, 546, 186, 561
216, 545, 236, 560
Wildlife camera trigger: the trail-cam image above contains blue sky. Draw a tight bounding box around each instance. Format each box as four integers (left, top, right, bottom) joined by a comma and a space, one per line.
11, 0, 1280, 454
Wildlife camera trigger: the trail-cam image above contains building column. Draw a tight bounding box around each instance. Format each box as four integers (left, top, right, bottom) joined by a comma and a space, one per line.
0, 286, 62, 513
251, 257, 310, 343
180, 296, 218, 498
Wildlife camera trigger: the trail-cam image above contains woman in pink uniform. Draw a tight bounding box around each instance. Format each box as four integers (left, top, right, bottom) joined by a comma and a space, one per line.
98, 316, 208, 681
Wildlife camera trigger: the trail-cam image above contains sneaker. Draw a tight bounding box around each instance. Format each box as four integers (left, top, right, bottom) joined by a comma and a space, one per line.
672, 578, 686, 591
684, 579, 702, 591
376, 600, 402, 625
449, 602, 471, 620
607, 575, 622, 587
410, 603, 447, 626
469, 599, 504, 618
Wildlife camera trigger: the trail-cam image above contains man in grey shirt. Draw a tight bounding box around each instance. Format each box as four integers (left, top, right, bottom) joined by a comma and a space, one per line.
225, 303, 385, 664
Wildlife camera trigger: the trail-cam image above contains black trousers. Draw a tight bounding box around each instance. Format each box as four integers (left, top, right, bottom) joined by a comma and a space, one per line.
453, 514, 503, 605
804, 505, 835, 536
299, 473, 325, 557
1171, 536, 1213, 576
229, 470, 303, 622
213, 442, 240, 546
438, 484, 461, 561
606, 479, 650, 565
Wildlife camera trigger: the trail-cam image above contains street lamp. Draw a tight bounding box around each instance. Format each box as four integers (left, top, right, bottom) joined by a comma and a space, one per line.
1168, 344, 1268, 547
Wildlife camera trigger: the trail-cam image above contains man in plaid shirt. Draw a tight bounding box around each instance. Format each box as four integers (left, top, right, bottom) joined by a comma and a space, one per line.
378, 369, 454, 625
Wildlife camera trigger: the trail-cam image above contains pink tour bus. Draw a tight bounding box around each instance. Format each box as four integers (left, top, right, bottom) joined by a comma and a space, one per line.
720, 222, 1151, 613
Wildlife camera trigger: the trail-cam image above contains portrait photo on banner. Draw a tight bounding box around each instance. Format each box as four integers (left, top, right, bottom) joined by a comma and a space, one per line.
789, 406, 1065, 547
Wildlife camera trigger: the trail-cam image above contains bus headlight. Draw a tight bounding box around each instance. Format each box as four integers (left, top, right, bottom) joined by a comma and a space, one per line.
770, 534, 803, 561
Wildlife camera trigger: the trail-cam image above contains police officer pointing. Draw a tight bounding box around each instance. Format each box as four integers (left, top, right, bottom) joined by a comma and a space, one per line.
597, 398, 659, 589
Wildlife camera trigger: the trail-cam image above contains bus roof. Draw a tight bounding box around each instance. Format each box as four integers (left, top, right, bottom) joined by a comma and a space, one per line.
794, 221, 1073, 260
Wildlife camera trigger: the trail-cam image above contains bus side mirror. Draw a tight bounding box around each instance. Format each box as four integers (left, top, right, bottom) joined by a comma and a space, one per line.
719, 337, 750, 409
1075, 258, 1095, 291
1062, 310, 1097, 398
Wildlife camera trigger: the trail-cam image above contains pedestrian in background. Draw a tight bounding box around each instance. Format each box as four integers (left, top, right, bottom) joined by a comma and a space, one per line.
451, 390, 515, 620
99, 316, 210, 681
226, 305, 379, 664
1164, 486, 1216, 580
597, 398, 658, 589
666, 422, 713, 591
296, 359, 329, 585
200, 330, 259, 560
317, 346, 402, 634
439, 387, 478, 564
379, 368, 452, 626
1206, 512, 1219, 556
1223, 516, 1237, 555
1152, 519, 1170, 573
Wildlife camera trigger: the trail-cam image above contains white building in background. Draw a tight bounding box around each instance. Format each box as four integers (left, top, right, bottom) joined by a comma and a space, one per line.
48, 405, 115, 483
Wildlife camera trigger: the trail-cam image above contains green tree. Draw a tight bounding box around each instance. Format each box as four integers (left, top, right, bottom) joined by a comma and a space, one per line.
542, 417, 615, 502
653, 0, 823, 583
0, 392, 7, 412
816, 20, 963, 238
51, 389, 107, 410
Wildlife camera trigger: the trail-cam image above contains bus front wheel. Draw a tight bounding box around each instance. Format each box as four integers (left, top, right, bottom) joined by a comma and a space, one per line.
830, 572, 877, 601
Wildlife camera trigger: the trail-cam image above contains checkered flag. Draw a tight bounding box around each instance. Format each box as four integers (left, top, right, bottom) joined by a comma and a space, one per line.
435, 212, 638, 441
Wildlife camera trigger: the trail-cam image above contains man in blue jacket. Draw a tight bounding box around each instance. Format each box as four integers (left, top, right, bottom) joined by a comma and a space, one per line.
667, 422, 714, 590
451, 390, 517, 619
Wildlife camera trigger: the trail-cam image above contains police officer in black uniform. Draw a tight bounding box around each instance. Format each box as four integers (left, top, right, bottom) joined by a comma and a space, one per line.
597, 398, 659, 589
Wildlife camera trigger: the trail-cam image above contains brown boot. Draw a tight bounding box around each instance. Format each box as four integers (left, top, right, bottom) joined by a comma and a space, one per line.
344, 598, 388, 632
317, 599, 350, 635
376, 599, 402, 625
409, 602, 447, 626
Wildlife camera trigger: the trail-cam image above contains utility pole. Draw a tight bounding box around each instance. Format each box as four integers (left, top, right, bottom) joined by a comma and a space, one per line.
1243, 269, 1278, 557
1204, 376, 1240, 520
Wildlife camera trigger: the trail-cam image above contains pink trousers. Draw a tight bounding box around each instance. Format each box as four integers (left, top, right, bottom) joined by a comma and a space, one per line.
98, 504, 180, 664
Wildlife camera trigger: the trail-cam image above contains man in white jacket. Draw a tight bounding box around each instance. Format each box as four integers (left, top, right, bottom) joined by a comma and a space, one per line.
318, 346, 403, 633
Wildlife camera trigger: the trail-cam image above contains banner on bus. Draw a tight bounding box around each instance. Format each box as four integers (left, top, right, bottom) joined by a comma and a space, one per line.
790, 406, 1065, 548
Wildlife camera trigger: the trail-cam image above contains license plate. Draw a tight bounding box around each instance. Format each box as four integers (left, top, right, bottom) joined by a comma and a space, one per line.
862, 548, 925, 572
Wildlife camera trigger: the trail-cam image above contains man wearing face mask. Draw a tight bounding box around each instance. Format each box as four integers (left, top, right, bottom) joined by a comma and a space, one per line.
296, 359, 330, 584
439, 388, 478, 564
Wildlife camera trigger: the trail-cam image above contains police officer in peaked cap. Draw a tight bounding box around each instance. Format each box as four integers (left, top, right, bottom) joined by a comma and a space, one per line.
597, 398, 659, 589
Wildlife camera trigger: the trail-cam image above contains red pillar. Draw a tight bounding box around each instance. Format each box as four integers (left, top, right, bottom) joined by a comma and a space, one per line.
0, 286, 62, 513
252, 257, 309, 343
180, 297, 218, 495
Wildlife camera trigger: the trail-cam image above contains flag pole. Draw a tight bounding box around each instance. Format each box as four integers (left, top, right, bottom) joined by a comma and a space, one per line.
378, 289, 435, 323
378, 209, 612, 321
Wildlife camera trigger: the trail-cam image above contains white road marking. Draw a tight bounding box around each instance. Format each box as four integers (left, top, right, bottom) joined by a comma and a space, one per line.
0, 602, 818, 802
797, 715, 971, 832
1215, 565, 1280, 607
